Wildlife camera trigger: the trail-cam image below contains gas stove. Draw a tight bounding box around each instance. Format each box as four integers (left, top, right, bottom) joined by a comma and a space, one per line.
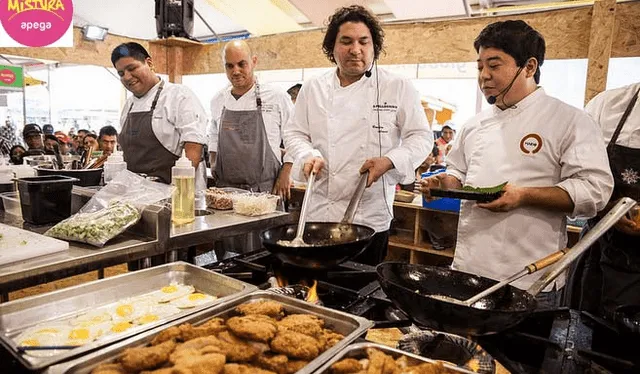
203, 249, 411, 328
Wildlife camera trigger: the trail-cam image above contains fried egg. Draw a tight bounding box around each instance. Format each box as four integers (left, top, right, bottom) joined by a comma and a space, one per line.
15, 324, 71, 357
99, 321, 135, 336
134, 304, 181, 325
64, 324, 105, 346
170, 292, 218, 309
70, 309, 112, 327
147, 283, 195, 303
107, 299, 154, 322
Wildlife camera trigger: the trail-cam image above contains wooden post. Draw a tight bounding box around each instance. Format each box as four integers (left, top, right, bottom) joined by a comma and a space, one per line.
584, 0, 617, 105
167, 46, 183, 84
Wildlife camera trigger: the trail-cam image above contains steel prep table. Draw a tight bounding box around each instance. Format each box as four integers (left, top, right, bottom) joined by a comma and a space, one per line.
0, 186, 290, 301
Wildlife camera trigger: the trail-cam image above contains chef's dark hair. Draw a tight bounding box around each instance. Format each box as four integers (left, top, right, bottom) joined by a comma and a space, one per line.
98, 125, 118, 140
322, 5, 384, 64
111, 42, 151, 67
474, 20, 545, 84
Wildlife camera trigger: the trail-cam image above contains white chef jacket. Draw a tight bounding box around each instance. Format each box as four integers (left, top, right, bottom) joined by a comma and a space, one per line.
446, 88, 613, 290
586, 82, 640, 148
209, 82, 294, 164
119, 79, 208, 188
284, 68, 432, 232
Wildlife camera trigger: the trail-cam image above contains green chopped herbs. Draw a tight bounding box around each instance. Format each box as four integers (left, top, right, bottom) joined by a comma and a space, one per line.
45, 202, 141, 247
462, 182, 508, 194
20, 240, 26, 245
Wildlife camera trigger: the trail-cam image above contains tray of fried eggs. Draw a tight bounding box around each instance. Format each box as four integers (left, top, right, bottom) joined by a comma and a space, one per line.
13, 283, 218, 358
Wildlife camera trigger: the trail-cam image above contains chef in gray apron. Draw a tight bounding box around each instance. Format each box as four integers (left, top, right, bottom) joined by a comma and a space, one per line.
214, 82, 280, 192
120, 81, 179, 184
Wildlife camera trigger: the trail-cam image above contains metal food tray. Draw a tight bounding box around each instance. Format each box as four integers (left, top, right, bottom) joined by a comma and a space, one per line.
313, 341, 476, 374
46, 291, 374, 374
0, 261, 257, 371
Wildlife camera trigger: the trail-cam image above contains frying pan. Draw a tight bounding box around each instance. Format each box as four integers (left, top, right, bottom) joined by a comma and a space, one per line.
261, 172, 375, 270
377, 197, 637, 336
613, 305, 640, 336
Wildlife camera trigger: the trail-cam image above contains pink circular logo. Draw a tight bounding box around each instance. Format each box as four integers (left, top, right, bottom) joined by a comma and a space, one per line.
0, 0, 73, 47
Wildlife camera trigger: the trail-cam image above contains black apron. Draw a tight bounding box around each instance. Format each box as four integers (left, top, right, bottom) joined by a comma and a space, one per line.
119, 81, 180, 184
599, 88, 640, 317
213, 83, 280, 192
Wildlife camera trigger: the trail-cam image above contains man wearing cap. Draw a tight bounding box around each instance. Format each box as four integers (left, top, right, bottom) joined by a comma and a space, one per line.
42, 124, 54, 136
22, 124, 44, 154
111, 42, 207, 186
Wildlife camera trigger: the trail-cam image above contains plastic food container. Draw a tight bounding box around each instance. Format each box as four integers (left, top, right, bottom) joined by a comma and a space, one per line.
232, 193, 279, 216
17, 175, 78, 225
0, 192, 22, 218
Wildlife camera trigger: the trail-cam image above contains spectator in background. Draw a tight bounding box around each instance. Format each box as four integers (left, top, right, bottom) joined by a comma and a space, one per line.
42, 124, 54, 135
83, 133, 99, 153
22, 124, 44, 152
435, 124, 454, 164
43, 135, 60, 154
98, 125, 118, 156
55, 132, 71, 155
9, 145, 25, 165
287, 83, 302, 104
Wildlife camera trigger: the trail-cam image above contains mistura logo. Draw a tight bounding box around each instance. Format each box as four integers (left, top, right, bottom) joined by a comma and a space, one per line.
0, 0, 73, 47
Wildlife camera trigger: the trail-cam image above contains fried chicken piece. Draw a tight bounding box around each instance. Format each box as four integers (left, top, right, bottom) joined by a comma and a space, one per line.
285, 360, 308, 373
169, 336, 224, 364
180, 318, 227, 342
254, 353, 289, 374
276, 314, 324, 337
227, 315, 278, 342
217, 331, 261, 362
140, 368, 185, 374
151, 326, 183, 346
91, 363, 128, 374
331, 358, 364, 374
366, 348, 397, 374
121, 339, 176, 372
317, 329, 344, 351
173, 352, 226, 374
236, 300, 285, 319
401, 362, 450, 374
270, 330, 320, 361
223, 363, 277, 374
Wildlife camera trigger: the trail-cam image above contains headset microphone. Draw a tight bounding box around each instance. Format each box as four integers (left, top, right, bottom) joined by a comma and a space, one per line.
486, 66, 524, 105
364, 62, 374, 78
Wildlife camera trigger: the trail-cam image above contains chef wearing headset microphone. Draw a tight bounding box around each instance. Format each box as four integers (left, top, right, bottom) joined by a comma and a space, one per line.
284, 5, 432, 266
419, 20, 612, 308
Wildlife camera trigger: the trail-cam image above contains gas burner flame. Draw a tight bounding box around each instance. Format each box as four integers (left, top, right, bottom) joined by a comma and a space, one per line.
267, 275, 322, 305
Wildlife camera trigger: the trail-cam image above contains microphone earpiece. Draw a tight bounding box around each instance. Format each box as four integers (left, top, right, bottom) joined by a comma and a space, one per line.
364, 70, 372, 78
487, 96, 497, 105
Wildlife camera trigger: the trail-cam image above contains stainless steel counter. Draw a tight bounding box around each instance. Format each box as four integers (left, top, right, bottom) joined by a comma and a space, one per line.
0, 186, 290, 298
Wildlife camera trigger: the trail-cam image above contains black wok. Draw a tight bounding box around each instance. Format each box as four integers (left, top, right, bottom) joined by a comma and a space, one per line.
377, 262, 537, 335
378, 198, 637, 336
613, 305, 640, 336
261, 222, 375, 269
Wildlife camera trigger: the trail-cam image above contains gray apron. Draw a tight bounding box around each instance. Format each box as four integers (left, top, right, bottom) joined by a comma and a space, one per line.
120, 81, 179, 184
214, 83, 280, 192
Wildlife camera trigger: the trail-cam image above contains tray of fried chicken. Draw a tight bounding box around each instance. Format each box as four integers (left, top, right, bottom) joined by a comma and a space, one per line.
205, 187, 248, 210
314, 342, 476, 374
46, 291, 374, 374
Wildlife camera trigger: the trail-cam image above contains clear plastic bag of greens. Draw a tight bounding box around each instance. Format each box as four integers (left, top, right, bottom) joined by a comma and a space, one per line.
45, 170, 174, 247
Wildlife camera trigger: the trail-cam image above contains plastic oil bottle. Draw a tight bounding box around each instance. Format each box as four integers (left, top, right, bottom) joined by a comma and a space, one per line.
103, 151, 127, 184
171, 150, 195, 224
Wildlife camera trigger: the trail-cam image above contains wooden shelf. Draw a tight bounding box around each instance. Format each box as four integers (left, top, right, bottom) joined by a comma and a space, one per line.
389, 236, 454, 258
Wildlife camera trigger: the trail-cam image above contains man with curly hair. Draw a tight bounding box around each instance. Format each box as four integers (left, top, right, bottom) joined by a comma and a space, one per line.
284, 5, 432, 265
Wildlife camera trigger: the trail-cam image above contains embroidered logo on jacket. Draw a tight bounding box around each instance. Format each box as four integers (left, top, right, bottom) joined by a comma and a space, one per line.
519, 133, 543, 155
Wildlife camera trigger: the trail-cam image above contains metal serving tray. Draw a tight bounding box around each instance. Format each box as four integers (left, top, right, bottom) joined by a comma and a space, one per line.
313, 341, 476, 374
46, 291, 374, 374
0, 261, 256, 371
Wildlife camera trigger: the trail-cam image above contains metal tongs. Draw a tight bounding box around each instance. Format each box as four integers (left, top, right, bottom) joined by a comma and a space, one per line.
52, 143, 64, 170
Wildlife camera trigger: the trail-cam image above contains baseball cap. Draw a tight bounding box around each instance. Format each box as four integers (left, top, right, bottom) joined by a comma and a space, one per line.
42, 124, 54, 135
23, 124, 42, 138
55, 133, 71, 144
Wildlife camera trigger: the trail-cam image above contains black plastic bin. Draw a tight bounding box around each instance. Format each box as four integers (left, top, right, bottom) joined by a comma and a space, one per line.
17, 175, 78, 225
36, 167, 103, 187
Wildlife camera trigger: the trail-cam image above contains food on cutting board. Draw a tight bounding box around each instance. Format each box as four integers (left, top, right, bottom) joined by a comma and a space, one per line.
45, 202, 141, 247
14, 283, 217, 357
461, 181, 508, 194
89, 300, 345, 374
329, 347, 460, 374
205, 187, 234, 210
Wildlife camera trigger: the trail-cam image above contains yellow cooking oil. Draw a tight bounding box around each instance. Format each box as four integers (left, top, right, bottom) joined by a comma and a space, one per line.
171, 150, 196, 225
172, 176, 195, 224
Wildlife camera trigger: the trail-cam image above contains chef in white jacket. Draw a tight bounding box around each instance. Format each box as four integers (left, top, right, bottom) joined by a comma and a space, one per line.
420, 20, 613, 307
284, 5, 432, 265
112, 42, 207, 187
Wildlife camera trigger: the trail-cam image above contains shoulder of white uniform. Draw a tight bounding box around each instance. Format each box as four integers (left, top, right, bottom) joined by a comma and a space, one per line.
592, 82, 640, 105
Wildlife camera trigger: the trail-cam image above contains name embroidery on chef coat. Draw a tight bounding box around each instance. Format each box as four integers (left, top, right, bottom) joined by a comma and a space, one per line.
519, 133, 543, 155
